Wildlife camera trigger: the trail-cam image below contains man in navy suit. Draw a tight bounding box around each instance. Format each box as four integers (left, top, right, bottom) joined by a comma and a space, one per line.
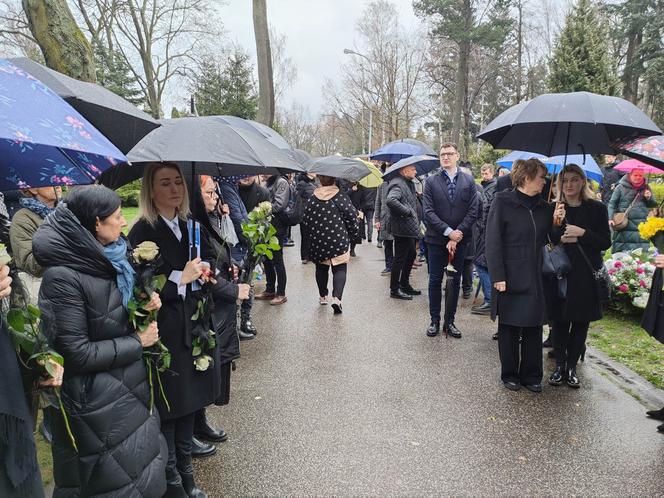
423, 143, 480, 338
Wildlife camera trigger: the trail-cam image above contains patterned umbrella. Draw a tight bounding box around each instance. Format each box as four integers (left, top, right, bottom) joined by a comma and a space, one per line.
613, 135, 664, 172
0, 58, 127, 191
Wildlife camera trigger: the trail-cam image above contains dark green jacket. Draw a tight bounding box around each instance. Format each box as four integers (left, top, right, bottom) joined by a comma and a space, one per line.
608, 176, 657, 252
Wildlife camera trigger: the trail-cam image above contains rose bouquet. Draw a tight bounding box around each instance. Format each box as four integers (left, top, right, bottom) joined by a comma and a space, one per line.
128, 241, 170, 412
240, 201, 281, 284
190, 292, 216, 372
605, 247, 656, 311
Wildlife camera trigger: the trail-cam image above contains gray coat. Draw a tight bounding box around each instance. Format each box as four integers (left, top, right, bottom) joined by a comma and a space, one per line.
386, 175, 420, 239
374, 182, 393, 241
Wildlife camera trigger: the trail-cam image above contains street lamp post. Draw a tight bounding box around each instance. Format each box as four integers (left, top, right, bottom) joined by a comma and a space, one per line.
343, 48, 373, 156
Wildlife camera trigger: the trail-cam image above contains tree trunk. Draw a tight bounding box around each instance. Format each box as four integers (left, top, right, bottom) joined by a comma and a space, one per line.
516, 0, 523, 103
252, 0, 274, 126
621, 32, 641, 104
451, 0, 471, 147
22, 0, 96, 82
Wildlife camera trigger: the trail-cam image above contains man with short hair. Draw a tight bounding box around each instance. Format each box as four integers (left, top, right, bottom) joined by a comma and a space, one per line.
600, 154, 625, 205
423, 143, 480, 338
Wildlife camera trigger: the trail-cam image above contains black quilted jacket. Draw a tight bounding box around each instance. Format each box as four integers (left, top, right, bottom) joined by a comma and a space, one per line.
33, 206, 167, 498
386, 175, 420, 238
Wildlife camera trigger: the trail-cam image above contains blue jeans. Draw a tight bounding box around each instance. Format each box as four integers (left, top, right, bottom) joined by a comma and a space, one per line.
428, 241, 466, 323
475, 264, 492, 305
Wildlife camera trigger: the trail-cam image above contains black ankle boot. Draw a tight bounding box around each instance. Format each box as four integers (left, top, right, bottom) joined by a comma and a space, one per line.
646, 406, 664, 421
426, 320, 440, 337
548, 365, 565, 386
194, 409, 227, 442
566, 367, 580, 388
164, 469, 188, 498
180, 472, 207, 498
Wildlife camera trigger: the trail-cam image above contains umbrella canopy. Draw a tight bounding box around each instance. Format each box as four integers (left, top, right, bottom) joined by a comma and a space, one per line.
9, 57, 159, 154
382, 155, 440, 180
615, 158, 662, 175
370, 138, 436, 163
305, 155, 371, 182
477, 91, 662, 156
496, 150, 548, 168
545, 155, 603, 183
358, 160, 383, 188
215, 115, 293, 151
291, 148, 312, 166
0, 58, 127, 191
613, 135, 664, 171
100, 116, 302, 189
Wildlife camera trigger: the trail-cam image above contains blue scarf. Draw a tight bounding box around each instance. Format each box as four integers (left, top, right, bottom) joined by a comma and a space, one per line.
103, 238, 135, 310
19, 196, 55, 219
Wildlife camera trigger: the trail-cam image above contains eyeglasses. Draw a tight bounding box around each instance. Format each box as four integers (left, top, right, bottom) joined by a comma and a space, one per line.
439, 153, 456, 158
203, 190, 218, 198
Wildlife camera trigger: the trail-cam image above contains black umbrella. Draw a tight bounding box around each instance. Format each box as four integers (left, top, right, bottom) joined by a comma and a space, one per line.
382, 155, 440, 180
100, 116, 304, 189
305, 155, 371, 182
442, 253, 457, 338
477, 91, 662, 156
9, 57, 159, 154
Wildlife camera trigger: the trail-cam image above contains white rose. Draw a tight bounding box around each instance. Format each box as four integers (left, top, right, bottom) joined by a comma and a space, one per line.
194, 354, 213, 371
133, 241, 160, 262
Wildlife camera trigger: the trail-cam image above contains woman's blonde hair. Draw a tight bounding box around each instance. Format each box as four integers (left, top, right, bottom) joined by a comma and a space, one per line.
555, 163, 595, 202
137, 162, 190, 226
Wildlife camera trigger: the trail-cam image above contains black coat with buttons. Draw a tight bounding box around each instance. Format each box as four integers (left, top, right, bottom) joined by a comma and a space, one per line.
386, 175, 420, 238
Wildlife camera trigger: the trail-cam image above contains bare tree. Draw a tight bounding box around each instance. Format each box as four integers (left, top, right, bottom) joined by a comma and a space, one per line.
269, 25, 297, 107
252, 0, 274, 126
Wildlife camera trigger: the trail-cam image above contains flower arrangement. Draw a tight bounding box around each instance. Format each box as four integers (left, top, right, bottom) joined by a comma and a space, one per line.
128, 241, 170, 412
240, 201, 281, 283
638, 217, 664, 251
605, 247, 657, 311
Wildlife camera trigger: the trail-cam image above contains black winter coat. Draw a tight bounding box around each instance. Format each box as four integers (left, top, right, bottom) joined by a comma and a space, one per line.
363, 187, 378, 212
302, 189, 359, 263
386, 176, 420, 238
238, 182, 270, 212
486, 190, 554, 327
128, 217, 219, 421
33, 206, 167, 498
295, 174, 318, 203
544, 200, 611, 323
642, 268, 664, 345
374, 182, 393, 242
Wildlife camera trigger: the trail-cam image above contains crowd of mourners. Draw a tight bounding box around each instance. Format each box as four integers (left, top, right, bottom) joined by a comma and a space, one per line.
1, 145, 664, 498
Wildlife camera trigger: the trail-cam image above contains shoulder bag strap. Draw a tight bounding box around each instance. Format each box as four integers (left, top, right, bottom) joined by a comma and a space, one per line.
623, 189, 642, 218
576, 243, 598, 275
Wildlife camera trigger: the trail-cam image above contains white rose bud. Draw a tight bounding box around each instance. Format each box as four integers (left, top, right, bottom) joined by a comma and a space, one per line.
133, 241, 160, 262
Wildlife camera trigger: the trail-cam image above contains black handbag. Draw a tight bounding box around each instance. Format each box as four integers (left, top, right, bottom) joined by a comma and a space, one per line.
577, 244, 611, 303
541, 241, 572, 277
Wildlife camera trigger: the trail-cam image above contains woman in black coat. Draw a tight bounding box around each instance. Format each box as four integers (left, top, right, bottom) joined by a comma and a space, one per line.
302, 175, 359, 313
192, 176, 250, 445
33, 186, 167, 497
128, 163, 217, 498
546, 164, 611, 388
486, 159, 560, 393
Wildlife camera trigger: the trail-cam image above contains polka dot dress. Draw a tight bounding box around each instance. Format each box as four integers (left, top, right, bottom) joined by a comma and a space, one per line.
302, 192, 359, 263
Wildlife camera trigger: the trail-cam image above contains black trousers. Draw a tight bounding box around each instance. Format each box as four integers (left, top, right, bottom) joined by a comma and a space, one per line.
390, 236, 416, 292
364, 209, 375, 241
162, 413, 195, 483
462, 258, 474, 293
497, 324, 543, 385
552, 320, 589, 368
264, 247, 287, 295
300, 224, 311, 261
383, 239, 394, 270
315, 263, 347, 299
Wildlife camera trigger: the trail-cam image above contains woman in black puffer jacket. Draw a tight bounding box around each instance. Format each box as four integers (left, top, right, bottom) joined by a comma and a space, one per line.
33, 186, 167, 497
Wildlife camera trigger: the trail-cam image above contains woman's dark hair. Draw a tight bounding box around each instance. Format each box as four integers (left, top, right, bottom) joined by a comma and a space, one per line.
318, 175, 336, 186
65, 185, 121, 235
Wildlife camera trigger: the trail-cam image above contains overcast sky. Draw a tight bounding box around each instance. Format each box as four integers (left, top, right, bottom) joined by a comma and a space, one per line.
217, 0, 423, 117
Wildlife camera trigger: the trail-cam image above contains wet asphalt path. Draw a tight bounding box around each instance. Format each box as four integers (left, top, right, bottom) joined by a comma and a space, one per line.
197, 228, 664, 496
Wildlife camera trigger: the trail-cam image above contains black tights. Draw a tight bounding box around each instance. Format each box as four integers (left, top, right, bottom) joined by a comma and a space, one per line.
552, 320, 589, 368
315, 263, 347, 300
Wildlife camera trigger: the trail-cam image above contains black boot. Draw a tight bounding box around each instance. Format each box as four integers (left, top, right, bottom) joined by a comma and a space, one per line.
646, 406, 664, 421
241, 318, 257, 335
191, 436, 216, 458
548, 365, 565, 386
566, 367, 580, 388
164, 468, 188, 498
180, 472, 207, 498
426, 320, 440, 337
194, 409, 227, 442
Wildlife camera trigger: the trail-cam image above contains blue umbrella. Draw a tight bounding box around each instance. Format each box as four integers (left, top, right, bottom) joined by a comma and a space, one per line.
496, 150, 547, 168
370, 138, 436, 163
0, 58, 126, 191
382, 155, 440, 180
545, 154, 603, 183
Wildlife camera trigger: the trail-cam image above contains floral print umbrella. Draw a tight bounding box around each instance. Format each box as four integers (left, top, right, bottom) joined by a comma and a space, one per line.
613, 135, 664, 172
0, 58, 127, 191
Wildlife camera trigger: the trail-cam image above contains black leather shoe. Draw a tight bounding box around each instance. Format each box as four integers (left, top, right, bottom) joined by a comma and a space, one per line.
191, 437, 216, 458
503, 381, 520, 391
548, 366, 565, 386
241, 319, 257, 335
239, 329, 255, 341
446, 323, 462, 338
566, 368, 580, 388
400, 285, 422, 296
471, 303, 491, 315
180, 472, 207, 498
524, 383, 543, 393
390, 289, 412, 300
426, 321, 440, 337
646, 407, 664, 421
658, 423, 664, 434
194, 424, 227, 443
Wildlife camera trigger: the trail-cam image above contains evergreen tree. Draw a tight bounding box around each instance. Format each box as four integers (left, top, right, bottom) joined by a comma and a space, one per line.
94, 46, 146, 107
548, 0, 618, 95
219, 48, 258, 119
191, 58, 225, 116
